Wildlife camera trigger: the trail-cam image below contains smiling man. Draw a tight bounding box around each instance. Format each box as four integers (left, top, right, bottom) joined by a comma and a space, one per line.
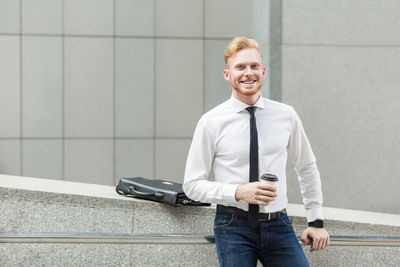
183, 37, 329, 267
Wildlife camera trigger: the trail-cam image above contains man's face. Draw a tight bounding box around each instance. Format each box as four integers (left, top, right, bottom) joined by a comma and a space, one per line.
224, 48, 266, 97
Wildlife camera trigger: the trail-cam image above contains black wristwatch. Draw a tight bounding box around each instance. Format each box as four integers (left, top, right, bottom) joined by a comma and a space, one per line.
308, 219, 324, 228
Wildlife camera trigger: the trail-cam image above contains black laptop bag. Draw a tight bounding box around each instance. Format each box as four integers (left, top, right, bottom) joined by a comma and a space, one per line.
116, 177, 211, 207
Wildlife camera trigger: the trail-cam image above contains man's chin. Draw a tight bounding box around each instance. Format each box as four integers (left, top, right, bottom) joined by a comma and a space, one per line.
236, 87, 260, 96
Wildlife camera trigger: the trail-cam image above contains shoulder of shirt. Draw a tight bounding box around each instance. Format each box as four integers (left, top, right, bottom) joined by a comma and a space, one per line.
261, 98, 302, 133
261, 97, 296, 114
198, 98, 232, 123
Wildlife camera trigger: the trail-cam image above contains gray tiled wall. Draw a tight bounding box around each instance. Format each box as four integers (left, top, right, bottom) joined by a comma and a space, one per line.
283, 0, 400, 45
0, 36, 20, 138
155, 139, 192, 183
155, 39, 203, 138
64, 0, 114, 36
0, 0, 261, 185
204, 40, 232, 112
64, 139, 113, 184
115, 0, 154, 36
0, 140, 20, 175
115, 139, 154, 179
22, 36, 63, 137
205, 0, 252, 38
64, 37, 114, 138
0, 0, 20, 33
156, 0, 203, 37
22, 139, 63, 179
115, 38, 154, 138
22, 0, 63, 34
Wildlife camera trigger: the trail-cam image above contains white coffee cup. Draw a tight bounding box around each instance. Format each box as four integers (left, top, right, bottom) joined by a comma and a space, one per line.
260, 173, 278, 189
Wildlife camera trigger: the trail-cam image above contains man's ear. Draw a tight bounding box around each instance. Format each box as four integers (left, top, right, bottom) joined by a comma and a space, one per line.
223, 69, 230, 81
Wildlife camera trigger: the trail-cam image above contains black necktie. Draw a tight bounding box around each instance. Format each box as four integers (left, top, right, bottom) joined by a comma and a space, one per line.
246, 106, 259, 228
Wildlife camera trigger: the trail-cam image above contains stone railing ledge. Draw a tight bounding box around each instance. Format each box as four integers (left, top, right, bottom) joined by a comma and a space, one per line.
287, 203, 400, 227
0, 174, 133, 202
1, 174, 399, 227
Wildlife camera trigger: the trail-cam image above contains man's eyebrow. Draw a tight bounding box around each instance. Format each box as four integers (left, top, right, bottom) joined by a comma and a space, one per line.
233, 62, 260, 67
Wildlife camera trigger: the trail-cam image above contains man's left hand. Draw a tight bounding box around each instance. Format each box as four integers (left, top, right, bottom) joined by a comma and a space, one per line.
301, 227, 330, 251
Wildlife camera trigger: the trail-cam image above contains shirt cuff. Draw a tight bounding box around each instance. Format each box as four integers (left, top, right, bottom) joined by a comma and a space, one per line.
305, 207, 324, 223
223, 184, 240, 204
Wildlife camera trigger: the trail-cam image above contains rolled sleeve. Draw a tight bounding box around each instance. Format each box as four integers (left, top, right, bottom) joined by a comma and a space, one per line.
222, 183, 240, 203
306, 207, 324, 223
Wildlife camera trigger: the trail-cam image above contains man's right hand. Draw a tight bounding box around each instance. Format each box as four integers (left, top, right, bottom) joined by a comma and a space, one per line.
235, 182, 277, 206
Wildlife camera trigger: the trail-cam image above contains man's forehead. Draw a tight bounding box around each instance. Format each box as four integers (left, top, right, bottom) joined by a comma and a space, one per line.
227, 48, 263, 67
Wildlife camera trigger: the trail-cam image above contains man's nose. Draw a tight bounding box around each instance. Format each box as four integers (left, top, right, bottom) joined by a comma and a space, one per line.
244, 66, 253, 75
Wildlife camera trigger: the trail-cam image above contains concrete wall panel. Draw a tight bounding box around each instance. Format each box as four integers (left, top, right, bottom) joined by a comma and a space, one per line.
115, 139, 154, 182
115, 38, 154, 137
283, 0, 400, 45
22, 36, 63, 137
204, 40, 232, 111
22, 140, 62, 180
0, 36, 20, 138
282, 46, 400, 213
156, 0, 203, 37
64, 139, 113, 185
115, 0, 154, 36
155, 39, 203, 137
64, 0, 113, 36
155, 139, 191, 183
0, 140, 20, 176
0, 0, 20, 33
64, 37, 113, 138
205, 0, 252, 38
22, 0, 62, 34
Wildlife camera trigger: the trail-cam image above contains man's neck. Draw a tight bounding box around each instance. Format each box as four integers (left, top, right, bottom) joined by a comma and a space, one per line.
232, 91, 261, 106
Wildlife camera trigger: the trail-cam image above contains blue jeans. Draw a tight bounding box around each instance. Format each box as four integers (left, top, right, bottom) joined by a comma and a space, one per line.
213, 209, 309, 267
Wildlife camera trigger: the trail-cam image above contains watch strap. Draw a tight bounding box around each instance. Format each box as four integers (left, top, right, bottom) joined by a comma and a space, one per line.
308, 219, 324, 228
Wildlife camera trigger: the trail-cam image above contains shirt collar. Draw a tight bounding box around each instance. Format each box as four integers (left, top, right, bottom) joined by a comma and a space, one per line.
230, 93, 265, 113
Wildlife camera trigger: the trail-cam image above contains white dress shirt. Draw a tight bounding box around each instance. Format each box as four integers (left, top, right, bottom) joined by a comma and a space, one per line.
183, 94, 324, 222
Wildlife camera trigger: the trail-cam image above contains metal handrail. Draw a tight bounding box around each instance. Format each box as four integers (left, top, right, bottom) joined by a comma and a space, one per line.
308, 235, 400, 247
1, 233, 399, 247
0, 233, 214, 245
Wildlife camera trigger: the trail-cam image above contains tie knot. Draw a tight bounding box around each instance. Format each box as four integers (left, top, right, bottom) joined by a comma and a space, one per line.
245, 106, 257, 115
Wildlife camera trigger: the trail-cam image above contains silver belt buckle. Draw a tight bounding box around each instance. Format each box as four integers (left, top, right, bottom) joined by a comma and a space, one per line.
267, 212, 271, 220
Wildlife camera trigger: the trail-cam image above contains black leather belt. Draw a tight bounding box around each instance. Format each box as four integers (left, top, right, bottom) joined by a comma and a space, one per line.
217, 205, 286, 221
